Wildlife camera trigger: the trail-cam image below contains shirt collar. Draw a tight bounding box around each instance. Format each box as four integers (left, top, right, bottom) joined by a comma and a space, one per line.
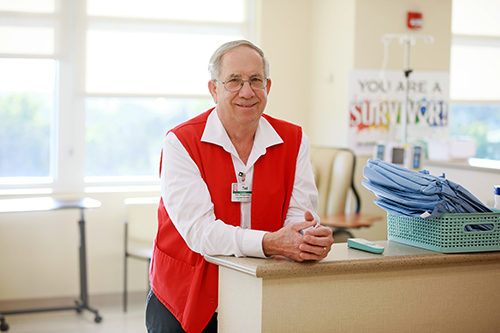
201, 108, 283, 157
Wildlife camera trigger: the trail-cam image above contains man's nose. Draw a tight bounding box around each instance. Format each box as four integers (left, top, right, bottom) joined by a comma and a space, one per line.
238, 81, 255, 97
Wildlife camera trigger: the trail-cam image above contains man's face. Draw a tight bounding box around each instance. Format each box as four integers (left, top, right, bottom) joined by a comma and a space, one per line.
208, 46, 271, 129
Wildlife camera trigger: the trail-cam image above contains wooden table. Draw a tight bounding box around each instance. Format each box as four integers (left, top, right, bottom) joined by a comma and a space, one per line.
320, 213, 383, 228
320, 213, 384, 237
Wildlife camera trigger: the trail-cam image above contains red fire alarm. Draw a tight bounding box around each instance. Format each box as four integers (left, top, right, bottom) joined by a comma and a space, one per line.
407, 12, 423, 29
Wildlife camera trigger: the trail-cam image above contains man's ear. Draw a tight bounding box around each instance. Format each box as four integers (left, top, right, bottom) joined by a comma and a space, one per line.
265, 78, 272, 95
208, 80, 218, 104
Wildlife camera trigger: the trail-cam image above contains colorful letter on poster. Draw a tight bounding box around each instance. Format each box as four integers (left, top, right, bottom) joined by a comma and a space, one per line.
348, 69, 450, 155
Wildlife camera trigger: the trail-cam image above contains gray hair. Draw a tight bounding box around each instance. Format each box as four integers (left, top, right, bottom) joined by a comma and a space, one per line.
208, 40, 270, 80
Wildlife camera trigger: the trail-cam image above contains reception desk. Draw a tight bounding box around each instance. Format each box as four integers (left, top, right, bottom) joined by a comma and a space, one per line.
205, 241, 500, 333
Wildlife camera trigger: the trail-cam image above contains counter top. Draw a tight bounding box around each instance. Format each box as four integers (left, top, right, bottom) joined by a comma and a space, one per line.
205, 240, 500, 278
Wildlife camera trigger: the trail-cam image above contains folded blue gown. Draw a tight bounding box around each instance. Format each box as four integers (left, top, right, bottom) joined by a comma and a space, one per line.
362, 159, 492, 228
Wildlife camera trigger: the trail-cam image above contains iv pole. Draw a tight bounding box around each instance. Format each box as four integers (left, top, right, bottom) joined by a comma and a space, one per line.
380, 34, 434, 145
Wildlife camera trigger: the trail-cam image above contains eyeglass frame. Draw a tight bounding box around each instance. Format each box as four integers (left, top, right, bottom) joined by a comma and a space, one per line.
214, 76, 269, 92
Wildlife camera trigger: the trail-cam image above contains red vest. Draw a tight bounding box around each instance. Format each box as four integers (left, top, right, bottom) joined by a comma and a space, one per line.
150, 109, 302, 333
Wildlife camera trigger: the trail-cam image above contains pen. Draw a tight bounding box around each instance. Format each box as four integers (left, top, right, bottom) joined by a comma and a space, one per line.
299, 224, 318, 236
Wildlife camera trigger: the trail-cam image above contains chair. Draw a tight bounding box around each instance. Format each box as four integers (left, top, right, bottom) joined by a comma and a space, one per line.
309, 146, 382, 241
123, 197, 159, 312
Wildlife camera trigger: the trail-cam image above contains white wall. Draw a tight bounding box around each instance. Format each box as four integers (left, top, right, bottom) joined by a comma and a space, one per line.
0, 191, 158, 301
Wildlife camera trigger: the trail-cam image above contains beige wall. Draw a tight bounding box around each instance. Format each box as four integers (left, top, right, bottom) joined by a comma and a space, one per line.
0, 0, 473, 303
309, 0, 356, 147
0, 191, 156, 301
354, 0, 451, 71
255, 0, 312, 128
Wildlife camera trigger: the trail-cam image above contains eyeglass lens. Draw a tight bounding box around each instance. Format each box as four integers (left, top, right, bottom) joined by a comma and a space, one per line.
224, 78, 267, 92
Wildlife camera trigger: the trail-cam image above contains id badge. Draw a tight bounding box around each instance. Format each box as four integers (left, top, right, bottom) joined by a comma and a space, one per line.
231, 183, 252, 202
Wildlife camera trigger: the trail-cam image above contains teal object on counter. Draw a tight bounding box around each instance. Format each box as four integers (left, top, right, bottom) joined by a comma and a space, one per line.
348, 238, 385, 254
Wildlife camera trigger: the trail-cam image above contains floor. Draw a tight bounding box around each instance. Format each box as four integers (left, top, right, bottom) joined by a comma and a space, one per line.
1, 294, 148, 333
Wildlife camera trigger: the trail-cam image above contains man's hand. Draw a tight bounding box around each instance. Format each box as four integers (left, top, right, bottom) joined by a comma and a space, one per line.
262, 211, 334, 262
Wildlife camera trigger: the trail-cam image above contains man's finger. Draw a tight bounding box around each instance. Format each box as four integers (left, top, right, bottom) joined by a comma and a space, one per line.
305, 225, 332, 237
292, 219, 317, 232
304, 210, 314, 222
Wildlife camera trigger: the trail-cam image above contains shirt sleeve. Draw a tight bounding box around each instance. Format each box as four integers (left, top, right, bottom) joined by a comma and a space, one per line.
284, 132, 321, 225
161, 132, 267, 258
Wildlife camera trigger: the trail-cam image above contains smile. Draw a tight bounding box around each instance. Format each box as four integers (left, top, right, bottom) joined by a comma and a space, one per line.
235, 102, 258, 108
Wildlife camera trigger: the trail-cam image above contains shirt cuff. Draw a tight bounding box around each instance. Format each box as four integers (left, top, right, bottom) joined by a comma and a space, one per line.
240, 229, 268, 258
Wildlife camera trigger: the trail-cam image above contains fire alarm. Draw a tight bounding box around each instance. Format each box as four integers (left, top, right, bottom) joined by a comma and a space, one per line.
407, 12, 423, 29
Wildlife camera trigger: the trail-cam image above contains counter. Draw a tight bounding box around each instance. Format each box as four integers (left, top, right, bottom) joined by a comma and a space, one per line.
205, 241, 500, 332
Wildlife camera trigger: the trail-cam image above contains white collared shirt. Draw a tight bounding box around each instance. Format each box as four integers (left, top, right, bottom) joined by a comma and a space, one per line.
161, 110, 319, 258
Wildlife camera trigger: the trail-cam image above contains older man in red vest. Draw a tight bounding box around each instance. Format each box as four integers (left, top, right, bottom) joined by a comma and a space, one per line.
146, 40, 334, 333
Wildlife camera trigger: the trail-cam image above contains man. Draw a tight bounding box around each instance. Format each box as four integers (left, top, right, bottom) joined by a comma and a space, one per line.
146, 40, 334, 333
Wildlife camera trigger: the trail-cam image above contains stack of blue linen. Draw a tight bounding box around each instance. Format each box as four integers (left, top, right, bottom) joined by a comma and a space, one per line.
362, 159, 492, 224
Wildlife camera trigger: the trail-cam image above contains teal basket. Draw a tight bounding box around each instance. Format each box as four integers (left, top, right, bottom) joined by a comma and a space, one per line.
387, 212, 500, 253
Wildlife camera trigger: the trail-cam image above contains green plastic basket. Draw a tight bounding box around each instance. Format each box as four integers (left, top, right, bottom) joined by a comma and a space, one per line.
387, 212, 500, 253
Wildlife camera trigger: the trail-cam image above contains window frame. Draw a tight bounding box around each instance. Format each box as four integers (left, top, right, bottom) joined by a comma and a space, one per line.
0, 3, 60, 194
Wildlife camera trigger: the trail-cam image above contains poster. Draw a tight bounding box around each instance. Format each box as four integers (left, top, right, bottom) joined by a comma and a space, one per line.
348, 69, 450, 156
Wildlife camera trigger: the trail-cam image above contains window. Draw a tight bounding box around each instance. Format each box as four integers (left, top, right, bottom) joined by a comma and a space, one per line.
85, 0, 251, 184
0, 59, 56, 180
85, 97, 213, 178
450, 0, 500, 163
0, 0, 254, 193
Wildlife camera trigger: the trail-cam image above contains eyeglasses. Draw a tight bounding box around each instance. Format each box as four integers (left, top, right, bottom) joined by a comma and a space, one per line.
215, 77, 268, 92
